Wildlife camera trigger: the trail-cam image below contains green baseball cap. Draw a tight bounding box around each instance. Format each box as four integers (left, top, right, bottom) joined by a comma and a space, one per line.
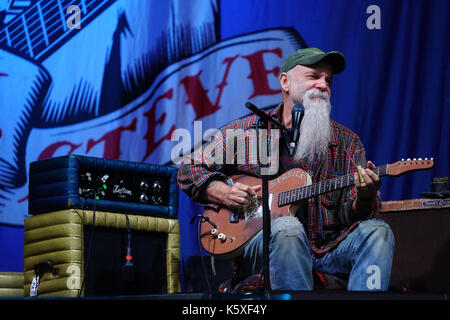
281, 47, 346, 74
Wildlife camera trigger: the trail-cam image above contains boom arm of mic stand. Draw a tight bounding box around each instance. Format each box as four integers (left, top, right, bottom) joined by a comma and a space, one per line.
245, 102, 290, 136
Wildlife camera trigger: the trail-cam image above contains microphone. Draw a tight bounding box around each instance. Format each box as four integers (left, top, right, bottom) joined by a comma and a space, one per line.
289, 104, 305, 156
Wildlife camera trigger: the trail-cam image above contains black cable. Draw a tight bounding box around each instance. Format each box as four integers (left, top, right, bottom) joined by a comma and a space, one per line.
121, 212, 135, 287
125, 213, 131, 252
78, 190, 97, 297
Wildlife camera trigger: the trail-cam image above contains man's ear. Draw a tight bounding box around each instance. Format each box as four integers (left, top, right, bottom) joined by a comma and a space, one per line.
279, 72, 289, 93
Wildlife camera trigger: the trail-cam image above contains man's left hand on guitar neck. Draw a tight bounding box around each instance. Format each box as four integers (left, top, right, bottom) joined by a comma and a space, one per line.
352, 160, 382, 215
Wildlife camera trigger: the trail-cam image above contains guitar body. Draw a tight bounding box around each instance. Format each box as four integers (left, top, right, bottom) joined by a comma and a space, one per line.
200, 168, 312, 259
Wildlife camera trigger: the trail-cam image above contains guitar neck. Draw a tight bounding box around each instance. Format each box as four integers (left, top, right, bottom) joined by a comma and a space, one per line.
0, 0, 112, 61
278, 165, 389, 206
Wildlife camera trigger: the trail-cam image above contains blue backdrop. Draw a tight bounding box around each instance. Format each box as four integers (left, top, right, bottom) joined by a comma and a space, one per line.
0, 1, 448, 289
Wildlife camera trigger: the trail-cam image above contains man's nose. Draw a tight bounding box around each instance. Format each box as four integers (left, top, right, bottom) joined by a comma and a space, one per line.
314, 78, 328, 91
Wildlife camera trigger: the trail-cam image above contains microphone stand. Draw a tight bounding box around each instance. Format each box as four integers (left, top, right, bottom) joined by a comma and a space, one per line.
245, 102, 291, 299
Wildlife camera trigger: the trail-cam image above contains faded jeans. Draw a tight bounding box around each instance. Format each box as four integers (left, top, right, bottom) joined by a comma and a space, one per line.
242, 216, 395, 291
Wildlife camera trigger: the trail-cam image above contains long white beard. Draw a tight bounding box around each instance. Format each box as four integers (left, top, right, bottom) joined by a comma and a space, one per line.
293, 89, 332, 163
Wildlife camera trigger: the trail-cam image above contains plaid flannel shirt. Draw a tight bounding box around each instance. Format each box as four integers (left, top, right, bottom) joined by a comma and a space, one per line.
177, 104, 381, 255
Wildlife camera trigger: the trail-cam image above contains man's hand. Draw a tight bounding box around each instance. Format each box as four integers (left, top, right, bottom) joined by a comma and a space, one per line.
354, 160, 381, 200
204, 181, 262, 209
352, 161, 381, 215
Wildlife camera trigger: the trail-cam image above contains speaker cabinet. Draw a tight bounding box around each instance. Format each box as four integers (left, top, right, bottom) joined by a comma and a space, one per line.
24, 209, 181, 297
380, 199, 450, 293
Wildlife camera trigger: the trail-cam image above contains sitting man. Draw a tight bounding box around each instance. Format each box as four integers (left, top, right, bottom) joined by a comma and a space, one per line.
177, 47, 395, 291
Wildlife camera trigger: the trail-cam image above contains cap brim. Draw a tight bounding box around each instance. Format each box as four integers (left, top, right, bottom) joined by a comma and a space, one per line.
305, 51, 346, 74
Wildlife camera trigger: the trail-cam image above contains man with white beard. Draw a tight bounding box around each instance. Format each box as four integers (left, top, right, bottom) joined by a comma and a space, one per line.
177, 48, 395, 291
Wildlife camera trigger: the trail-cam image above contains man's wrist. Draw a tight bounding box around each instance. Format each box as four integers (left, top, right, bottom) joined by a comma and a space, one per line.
204, 180, 229, 204
356, 193, 376, 201
352, 192, 378, 216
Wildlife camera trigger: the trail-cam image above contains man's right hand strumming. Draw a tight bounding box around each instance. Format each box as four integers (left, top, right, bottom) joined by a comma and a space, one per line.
203, 180, 262, 209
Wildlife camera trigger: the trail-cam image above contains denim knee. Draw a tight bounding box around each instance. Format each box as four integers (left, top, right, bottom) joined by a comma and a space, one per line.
359, 219, 395, 247
271, 216, 305, 238
270, 216, 309, 252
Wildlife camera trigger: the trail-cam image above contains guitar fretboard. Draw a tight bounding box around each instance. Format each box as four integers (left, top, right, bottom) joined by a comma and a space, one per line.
278, 165, 389, 206
0, 0, 114, 61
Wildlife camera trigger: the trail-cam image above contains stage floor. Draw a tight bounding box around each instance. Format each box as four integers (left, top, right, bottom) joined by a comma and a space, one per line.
1, 290, 448, 301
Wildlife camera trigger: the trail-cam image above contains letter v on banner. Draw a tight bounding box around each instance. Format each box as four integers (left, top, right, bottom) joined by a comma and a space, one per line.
242, 48, 282, 99
180, 54, 240, 120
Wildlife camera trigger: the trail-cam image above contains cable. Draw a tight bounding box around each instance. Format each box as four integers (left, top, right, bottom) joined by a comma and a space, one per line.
125, 213, 131, 254
78, 190, 97, 297
121, 212, 135, 286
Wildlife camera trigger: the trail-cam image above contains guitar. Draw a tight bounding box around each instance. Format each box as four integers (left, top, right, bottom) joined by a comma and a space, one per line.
200, 158, 434, 258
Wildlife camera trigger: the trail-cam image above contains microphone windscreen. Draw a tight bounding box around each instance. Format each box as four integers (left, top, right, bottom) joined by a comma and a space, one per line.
292, 104, 305, 114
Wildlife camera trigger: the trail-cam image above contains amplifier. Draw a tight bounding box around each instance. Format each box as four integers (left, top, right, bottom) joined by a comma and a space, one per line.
77, 167, 169, 205
28, 155, 178, 218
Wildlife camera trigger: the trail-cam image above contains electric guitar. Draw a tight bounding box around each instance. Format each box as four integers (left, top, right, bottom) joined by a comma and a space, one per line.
200, 158, 434, 258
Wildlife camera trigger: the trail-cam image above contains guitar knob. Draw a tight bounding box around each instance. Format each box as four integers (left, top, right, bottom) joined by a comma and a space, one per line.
210, 229, 218, 238
217, 233, 227, 243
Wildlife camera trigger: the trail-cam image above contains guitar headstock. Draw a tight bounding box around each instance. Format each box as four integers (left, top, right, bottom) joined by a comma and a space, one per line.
388, 158, 434, 176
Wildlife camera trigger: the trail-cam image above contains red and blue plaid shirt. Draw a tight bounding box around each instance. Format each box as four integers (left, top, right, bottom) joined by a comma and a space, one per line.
177, 104, 381, 255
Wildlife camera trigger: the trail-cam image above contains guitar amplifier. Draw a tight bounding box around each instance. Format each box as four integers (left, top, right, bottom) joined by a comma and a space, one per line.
28, 155, 178, 218
23, 209, 181, 297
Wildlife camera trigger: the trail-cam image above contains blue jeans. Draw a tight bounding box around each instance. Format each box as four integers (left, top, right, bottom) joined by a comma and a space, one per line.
242, 216, 395, 291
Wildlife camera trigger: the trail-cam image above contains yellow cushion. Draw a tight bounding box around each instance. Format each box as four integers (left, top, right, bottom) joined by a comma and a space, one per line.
0, 272, 24, 297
